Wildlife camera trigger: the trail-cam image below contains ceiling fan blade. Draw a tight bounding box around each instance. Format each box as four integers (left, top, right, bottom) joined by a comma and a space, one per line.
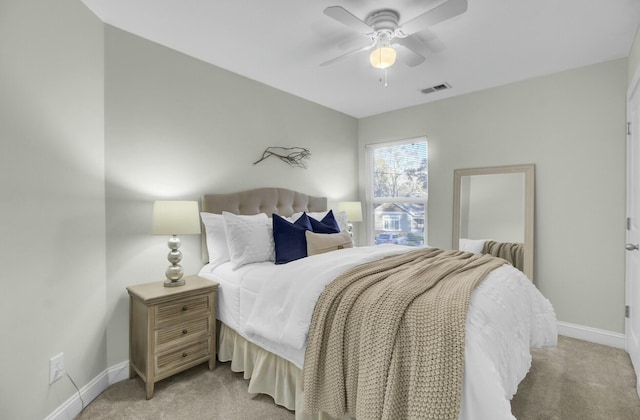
399, 0, 468, 36
394, 32, 445, 58
320, 41, 376, 67
323, 6, 372, 33
393, 43, 426, 67
394, 36, 428, 57
408, 29, 446, 53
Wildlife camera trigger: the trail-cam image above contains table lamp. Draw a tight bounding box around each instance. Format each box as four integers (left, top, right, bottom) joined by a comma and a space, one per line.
338, 201, 363, 237
152, 200, 201, 287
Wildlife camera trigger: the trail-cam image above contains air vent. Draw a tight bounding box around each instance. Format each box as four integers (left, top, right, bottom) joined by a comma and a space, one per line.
420, 82, 451, 95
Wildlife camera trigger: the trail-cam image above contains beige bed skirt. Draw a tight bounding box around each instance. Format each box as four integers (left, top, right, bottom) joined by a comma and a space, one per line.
218, 323, 349, 420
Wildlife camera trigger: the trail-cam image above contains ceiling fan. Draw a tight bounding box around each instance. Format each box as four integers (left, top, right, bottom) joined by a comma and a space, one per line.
321, 0, 468, 69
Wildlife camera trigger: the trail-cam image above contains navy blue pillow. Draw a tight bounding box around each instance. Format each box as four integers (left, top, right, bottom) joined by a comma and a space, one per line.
309, 210, 341, 234
273, 213, 313, 264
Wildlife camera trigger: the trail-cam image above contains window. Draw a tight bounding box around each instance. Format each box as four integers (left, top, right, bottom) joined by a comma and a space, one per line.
366, 138, 427, 247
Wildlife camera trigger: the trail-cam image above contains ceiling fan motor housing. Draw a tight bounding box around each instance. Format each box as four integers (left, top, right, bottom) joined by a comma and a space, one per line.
366, 9, 400, 34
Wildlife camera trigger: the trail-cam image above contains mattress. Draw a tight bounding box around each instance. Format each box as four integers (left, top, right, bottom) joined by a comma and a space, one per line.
200, 259, 311, 365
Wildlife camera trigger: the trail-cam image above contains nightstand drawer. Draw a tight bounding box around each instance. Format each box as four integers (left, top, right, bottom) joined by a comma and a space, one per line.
156, 340, 211, 376
156, 295, 210, 327
156, 317, 209, 349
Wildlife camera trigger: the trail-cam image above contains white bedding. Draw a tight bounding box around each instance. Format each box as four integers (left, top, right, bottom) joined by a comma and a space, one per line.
198, 245, 557, 420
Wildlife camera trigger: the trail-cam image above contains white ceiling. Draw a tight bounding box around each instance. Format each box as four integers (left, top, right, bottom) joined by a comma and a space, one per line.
82, 0, 640, 118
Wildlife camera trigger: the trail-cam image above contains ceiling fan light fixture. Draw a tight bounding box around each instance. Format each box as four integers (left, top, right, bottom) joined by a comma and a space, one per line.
369, 46, 396, 69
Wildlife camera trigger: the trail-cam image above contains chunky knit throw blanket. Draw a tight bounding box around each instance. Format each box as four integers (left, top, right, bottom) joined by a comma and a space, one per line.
303, 248, 505, 420
482, 240, 524, 272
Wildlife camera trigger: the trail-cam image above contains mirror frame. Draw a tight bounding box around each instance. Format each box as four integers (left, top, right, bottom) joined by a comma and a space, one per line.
452, 164, 535, 281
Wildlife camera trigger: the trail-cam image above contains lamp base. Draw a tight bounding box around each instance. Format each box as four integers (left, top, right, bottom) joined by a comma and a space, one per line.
164, 278, 186, 287
164, 235, 185, 287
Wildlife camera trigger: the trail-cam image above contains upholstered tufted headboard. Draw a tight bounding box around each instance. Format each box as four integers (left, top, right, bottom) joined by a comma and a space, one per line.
200, 187, 327, 262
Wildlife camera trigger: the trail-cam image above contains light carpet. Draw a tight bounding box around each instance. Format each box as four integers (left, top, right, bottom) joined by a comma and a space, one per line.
77, 336, 640, 420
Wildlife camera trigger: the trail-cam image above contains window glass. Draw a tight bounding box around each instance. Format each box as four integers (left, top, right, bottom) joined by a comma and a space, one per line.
373, 142, 428, 198
367, 139, 427, 247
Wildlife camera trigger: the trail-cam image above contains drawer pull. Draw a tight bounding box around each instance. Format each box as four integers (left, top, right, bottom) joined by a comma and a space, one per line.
182, 329, 188, 335
182, 305, 188, 311
182, 352, 188, 358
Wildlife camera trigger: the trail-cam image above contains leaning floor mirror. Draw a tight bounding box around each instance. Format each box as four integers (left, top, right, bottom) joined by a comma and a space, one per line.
452, 164, 535, 281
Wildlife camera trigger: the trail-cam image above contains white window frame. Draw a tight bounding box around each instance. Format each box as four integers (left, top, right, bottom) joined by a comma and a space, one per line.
365, 136, 428, 246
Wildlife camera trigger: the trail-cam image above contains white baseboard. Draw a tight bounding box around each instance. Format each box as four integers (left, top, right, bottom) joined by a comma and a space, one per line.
557, 321, 625, 349
45, 361, 129, 420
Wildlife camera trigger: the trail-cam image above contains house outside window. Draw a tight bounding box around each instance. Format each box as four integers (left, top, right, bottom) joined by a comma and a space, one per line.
366, 138, 427, 247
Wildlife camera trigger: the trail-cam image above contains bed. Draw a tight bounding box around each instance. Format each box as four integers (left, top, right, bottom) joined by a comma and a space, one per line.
196, 187, 557, 420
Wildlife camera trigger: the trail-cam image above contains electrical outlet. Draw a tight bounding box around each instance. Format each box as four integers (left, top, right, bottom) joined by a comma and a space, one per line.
49, 353, 65, 384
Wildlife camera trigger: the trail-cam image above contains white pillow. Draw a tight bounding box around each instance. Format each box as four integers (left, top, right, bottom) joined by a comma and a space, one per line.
459, 238, 488, 254
290, 210, 348, 232
201, 212, 269, 268
200, 212, 231, 268
222, 211, 274, 269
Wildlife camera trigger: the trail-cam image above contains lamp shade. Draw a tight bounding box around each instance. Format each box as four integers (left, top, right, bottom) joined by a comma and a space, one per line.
369, 46, 396, 69
338, 201, 363, 222
152, 201, 201, 235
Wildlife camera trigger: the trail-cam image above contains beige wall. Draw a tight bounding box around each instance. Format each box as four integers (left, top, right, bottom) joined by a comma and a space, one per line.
359, 59, 627, 333
104, 26, 359, 366
0, 1, 106, 418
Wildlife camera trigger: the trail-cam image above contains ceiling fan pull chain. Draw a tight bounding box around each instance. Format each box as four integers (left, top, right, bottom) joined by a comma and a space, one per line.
378, 68, 389, 87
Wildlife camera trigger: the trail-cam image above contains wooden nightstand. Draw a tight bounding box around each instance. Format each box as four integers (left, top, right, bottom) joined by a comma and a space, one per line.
127, 275, 218, 399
